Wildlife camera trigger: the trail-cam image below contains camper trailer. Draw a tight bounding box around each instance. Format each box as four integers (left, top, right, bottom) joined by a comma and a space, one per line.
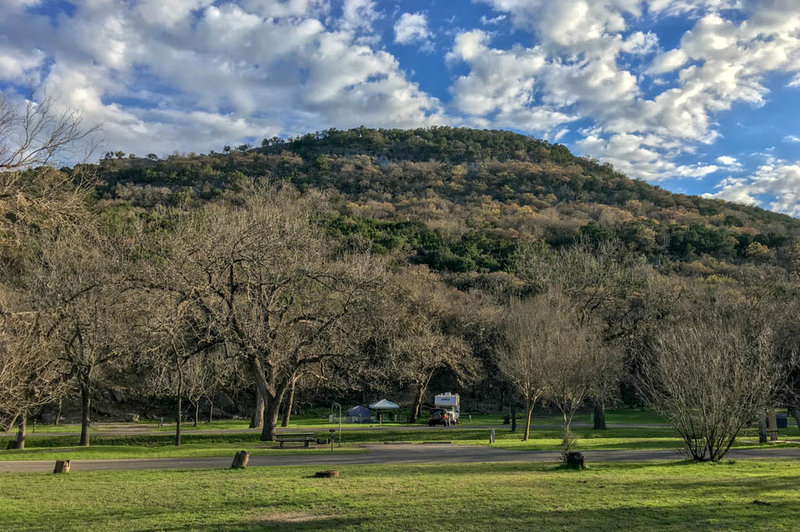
429, 393, 460, 426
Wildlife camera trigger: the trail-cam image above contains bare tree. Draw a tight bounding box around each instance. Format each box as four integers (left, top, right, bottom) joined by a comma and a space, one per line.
0, 91, 100, 444
152, 186, 385, 441
0, 90, 98, 172
22, 227, 135, 446
498, 290, 613, 441
1, 91, 99, 281
638, 304, 777, 462
514, 240, 643, 429
369, 268, 479, 423
0, 296, 69, 446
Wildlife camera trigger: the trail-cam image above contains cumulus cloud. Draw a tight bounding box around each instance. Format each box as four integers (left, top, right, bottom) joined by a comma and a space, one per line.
0, 1, 442, 157
469, 0, 800, 183
3, 0, 800, 213
394, 12, 431, 45
448, 30, 576, 132
340, 0, 381, 33
716, 155, 742, 170
707, 161, 800, 216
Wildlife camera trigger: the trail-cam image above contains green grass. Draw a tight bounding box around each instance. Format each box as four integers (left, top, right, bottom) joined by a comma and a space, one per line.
19, 408, 671, 435
0, 431, 364, 461
1, 460, 798, 530
3, 423, 798, 462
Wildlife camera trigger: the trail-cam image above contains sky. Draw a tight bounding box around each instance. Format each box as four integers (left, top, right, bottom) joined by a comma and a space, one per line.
1, 0, 799, 215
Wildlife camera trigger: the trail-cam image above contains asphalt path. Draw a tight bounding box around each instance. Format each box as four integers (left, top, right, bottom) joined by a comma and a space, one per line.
1, 444, 799, 474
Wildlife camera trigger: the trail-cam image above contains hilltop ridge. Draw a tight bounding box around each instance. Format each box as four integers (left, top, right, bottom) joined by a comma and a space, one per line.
91, 127, 800, 278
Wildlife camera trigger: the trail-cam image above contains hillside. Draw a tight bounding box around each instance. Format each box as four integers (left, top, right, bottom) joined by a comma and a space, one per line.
89, 127, 800, 280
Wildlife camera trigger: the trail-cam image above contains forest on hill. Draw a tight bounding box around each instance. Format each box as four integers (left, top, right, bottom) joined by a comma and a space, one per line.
4, 122, 800, 457
93, 127, 800, 282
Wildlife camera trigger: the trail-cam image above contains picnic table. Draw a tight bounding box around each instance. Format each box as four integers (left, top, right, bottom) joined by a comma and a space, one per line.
274, 432, 317, 448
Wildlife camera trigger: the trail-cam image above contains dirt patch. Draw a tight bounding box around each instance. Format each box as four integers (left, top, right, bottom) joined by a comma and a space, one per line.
253, 511, 335, 524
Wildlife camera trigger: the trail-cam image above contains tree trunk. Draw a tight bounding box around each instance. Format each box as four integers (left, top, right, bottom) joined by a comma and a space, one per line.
193, 401, 199, 427
249, 394, 264, 429
16, 412, 27, 450
260, 394, 282, 441
281, 377, 297, 428
175, 363, 183, 447
510, 390, 517, 433
55, 399, 62, 426
593, 401, 607, 430
208, 398, 214, 424
523, 398, 534, 441
79, 381, 91, 447
410, 384, 425, 423
175, 394, 182, 447
792, 404, 800, 431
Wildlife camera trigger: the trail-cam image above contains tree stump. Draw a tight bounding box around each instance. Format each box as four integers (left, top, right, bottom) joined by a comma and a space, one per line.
313, 470, 340, 478
231, 450, 250, 469
54, 460, 71, 474
565, 452, 586, 469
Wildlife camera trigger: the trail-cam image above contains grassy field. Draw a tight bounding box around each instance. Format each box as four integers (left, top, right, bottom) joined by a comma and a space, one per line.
19, 408, 669, 434
2, 408, 799, 461
2, 425, 798, 462
0, 460, 798, 530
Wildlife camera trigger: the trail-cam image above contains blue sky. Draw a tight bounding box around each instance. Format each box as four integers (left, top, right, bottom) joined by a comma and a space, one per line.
2, 0, 799, 214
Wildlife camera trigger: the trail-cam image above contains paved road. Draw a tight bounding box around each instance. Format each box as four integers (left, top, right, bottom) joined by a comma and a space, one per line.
2, 444, 799, 473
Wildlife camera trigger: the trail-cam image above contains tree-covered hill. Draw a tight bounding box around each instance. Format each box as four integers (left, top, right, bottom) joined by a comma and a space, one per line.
89, 127, 800, 278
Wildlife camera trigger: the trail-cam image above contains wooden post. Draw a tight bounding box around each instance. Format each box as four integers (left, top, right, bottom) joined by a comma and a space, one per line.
231, 450, 249, 469
54, 460, 71, 474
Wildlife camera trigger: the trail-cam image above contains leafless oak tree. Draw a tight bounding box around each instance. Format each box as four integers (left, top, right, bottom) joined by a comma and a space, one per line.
152, 186, 385, 441
375, 268, 478, 422
498, 290, 615, 441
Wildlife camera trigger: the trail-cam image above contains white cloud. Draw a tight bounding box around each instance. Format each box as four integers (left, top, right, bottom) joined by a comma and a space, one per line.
3, 0, 799, 193
0, 48, 45, 81
480, 14, 506, 25
470, 0, 800, 181
707, 161, 800, 216
575, 131, 719, 181
646, 49, 688, 74
716, 155, 742, 170
0, 0, 443, 157
394, 12, 430, 45
340, 0, 380, 33
783, 135, 800, 143
448, 30, 575, 132
553, 128, 569, 142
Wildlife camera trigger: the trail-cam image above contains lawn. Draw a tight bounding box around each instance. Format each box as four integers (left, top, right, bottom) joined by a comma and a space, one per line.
17, 407, 670, 435
0, 460, 798, 530
2, 423, 798, 462
0, 432, 364, 461
3, 408, 796, 462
